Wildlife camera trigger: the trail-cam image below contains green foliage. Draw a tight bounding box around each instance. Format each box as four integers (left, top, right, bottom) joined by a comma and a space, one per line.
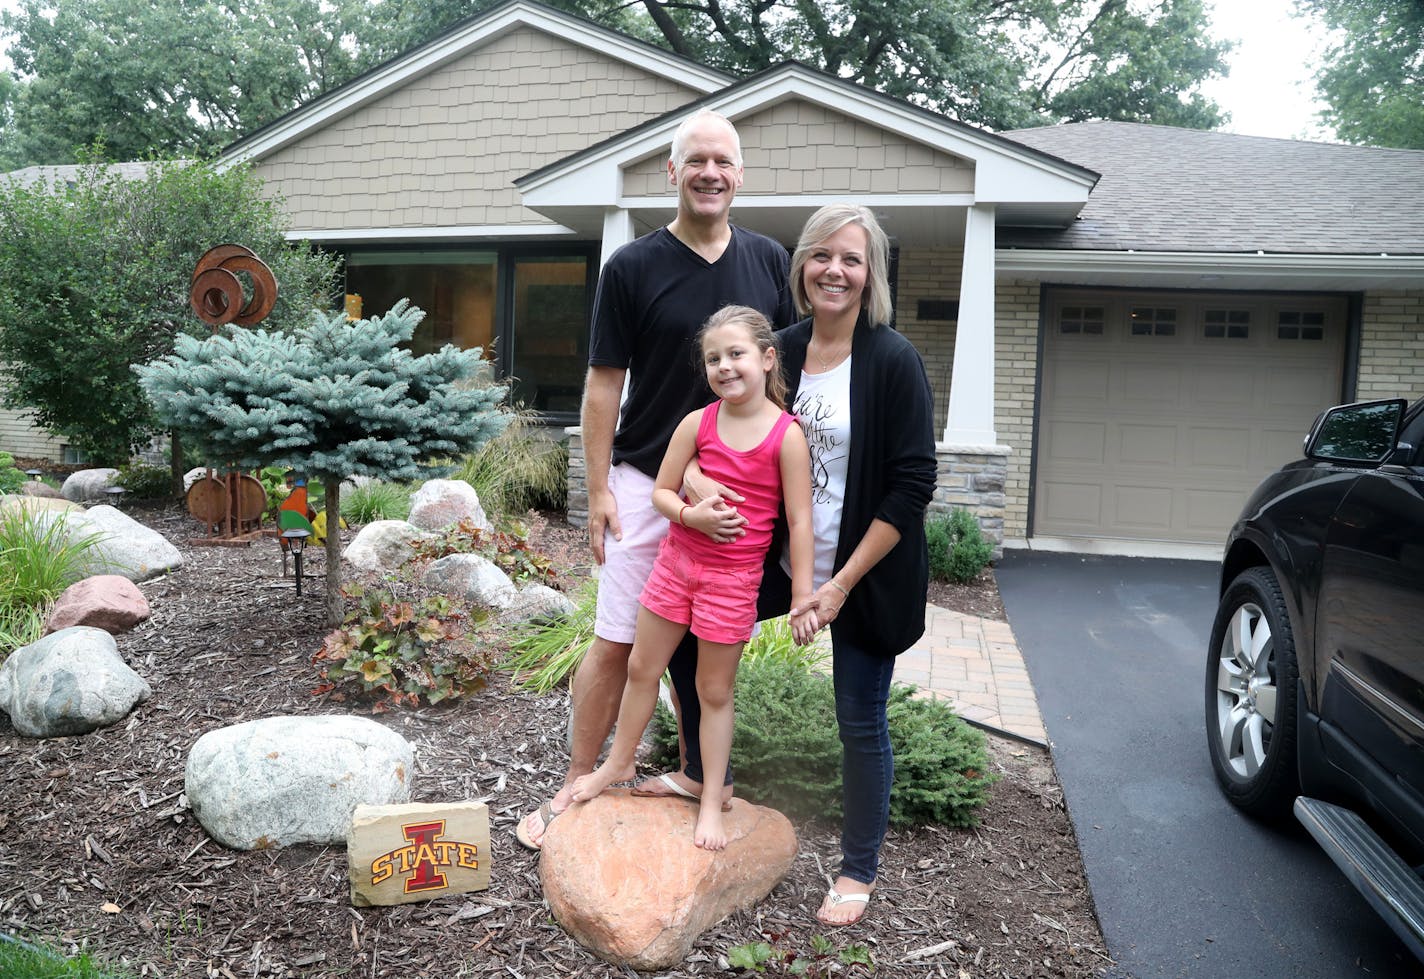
0, 507, 102, 659
0, 934, 137, 979
649, 658, 995, 827
414, 517, 558, 587
0, 157, 338, 462
726, 934, 873, 976
312, 584, 493, 712
501, 580, 598, 693
926, 508, 993, 584
344, 481, 413, 524
115, 463, 171, 500
742, 616, 828, 672
451, 410, 568, 517
0, 452, 26, 495
1298, 0, 1424, 148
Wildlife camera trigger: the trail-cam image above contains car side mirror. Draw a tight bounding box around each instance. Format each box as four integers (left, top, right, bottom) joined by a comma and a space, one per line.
1305, 399, 1407, 464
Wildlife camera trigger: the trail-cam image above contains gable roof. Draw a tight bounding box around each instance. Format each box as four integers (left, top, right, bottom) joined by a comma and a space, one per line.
1001, 121, 1424, 256
219, 0, 729, 168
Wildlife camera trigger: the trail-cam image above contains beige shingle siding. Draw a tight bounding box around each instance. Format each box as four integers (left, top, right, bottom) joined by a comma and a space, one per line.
1358, 291, 1424, 401
0, 408, 66, 461
252, 27, 701, 231
621, 100, 973, 197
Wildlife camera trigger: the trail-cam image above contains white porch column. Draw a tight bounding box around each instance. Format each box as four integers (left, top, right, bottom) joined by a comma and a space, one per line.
600, 207, 634, 269
942, 202, 997, 445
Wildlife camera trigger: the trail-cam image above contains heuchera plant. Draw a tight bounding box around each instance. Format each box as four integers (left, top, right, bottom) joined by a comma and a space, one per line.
312, 584, 492, 712
413, 517, 558, 586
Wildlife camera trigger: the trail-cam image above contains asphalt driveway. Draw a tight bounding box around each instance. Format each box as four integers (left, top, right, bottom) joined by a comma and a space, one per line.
995, 550, 1417, 978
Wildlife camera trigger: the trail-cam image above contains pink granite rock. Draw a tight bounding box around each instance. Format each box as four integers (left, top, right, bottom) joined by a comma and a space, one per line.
540, 790, 797, 970
46, 575, 151, 635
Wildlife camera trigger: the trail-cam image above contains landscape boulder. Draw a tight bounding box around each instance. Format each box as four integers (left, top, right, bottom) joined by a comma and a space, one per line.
343, 520, 426, 573
60, 468, 120, 503
185, 715, 414, 850
422, 554, 516, 610
45, 575, 151, 635
34, 506, 182, 582
18, 481, 62, 499
506, 582, 576, 623
540, 791, 797, 971
408, 479, 489, 532
0, 496, 81, 515
0, 626, 151, 737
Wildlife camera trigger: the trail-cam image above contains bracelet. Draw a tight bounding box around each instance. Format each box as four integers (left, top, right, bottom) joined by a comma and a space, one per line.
827, 579, 850, 600
678, 504, 690, 526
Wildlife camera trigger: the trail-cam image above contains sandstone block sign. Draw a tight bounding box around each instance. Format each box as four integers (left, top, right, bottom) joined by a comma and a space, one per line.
348, 801, 491, 907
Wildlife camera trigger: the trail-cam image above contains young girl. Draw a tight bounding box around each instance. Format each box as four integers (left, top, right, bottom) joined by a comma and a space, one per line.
571, 305, 816, 850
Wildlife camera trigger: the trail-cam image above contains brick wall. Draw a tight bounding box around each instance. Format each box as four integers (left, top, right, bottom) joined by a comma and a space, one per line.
993, 280, 1041, 542
1356, 290, 1424, 400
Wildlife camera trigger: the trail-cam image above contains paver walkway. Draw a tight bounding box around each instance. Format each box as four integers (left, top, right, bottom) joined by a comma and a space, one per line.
894, 604, 1046, 746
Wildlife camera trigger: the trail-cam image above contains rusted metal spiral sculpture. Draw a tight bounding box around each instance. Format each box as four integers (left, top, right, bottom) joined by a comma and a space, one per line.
189, 243, 278, 329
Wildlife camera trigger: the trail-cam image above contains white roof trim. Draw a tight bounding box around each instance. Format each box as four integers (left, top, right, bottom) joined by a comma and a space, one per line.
285, 224, 577, 244
996, 249, 1424, 282
518, 65, 1095, 208
617, 192, 978, 210
221, 1, 726, 168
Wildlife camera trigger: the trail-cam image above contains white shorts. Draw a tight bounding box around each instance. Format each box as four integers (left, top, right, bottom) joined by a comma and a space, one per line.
593, 463, 670, 644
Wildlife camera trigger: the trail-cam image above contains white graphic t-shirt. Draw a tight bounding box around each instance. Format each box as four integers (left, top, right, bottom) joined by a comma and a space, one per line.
782, 356, 852, 588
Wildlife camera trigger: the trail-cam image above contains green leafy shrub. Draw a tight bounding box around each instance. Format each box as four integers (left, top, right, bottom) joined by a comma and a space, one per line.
452, 409, 567, 516
649, 658, 996, 827
115, 463, 171, 500
414, 517, 558, 586
742, 615, 828, 671
344, 480, 412, 524
312, 584, 493, 712
0, 507, 101, 658
501, 580, 597, 693
0, 934, 137, 978
0, 452, 26, 495
926, 508, 994, 584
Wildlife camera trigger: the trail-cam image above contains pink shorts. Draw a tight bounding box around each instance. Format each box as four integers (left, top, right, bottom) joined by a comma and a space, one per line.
639, 536, 764, 646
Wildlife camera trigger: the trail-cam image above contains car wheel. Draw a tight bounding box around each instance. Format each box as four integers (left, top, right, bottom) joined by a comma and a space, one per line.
1205, 565, 1300, 819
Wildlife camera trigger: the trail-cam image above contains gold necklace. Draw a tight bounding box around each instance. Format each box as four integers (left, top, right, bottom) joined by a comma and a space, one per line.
811, 336, 851, 372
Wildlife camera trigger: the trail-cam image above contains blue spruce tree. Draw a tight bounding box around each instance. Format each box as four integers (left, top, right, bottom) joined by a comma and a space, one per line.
136, 300, 509, 623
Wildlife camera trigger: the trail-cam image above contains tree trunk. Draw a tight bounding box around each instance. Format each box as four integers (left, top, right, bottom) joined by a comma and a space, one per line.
169, 429, 185, 500
323, 477, 343, 626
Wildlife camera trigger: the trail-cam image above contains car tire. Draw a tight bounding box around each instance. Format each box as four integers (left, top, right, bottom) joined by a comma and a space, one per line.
1205, 565, 1300, 820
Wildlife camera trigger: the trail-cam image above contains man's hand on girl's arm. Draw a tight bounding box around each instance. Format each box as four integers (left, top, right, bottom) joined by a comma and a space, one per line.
682, 459, 747, 543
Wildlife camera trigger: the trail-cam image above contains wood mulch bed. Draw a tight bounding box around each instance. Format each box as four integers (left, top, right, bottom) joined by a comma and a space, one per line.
0, 502, 1110, 978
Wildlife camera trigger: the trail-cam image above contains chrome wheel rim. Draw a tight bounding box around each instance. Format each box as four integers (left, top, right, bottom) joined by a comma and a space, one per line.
1214, 601, 1279, 778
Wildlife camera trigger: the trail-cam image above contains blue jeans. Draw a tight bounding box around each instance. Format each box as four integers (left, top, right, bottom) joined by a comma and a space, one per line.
831, 627, 896, 884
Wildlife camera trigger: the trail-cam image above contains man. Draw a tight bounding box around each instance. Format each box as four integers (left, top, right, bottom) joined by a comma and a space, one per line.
518, 108, 795, 849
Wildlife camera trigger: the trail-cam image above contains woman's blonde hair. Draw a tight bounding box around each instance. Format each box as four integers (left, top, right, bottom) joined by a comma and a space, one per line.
698, 305, 787, 411
789, 204, 893, 327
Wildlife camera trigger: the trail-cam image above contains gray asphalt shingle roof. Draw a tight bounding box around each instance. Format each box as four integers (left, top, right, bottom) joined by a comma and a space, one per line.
1000, 121, 1424, 256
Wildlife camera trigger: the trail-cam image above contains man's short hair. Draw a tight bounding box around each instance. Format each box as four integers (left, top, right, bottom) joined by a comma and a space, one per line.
670, 109, 744, 169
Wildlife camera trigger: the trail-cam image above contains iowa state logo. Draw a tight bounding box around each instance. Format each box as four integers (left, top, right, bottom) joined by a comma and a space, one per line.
370, 819, 482, 894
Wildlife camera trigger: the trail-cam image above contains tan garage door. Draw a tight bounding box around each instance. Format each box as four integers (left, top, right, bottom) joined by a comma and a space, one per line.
1035, 289, 1346, 544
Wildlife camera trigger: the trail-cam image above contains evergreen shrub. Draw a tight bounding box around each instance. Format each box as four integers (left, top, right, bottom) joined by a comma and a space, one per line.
926, 508, 994, 583
115, 463, 171, 500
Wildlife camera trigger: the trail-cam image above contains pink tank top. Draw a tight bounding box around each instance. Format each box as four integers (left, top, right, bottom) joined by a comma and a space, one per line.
666, 401, 797, 569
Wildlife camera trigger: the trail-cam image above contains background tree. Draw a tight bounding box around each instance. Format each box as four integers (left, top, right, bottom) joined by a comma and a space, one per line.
136, 301, 511, 625
1297, 0, 1424, 149
0, 0, 1230, 168
0, 156, 338, 472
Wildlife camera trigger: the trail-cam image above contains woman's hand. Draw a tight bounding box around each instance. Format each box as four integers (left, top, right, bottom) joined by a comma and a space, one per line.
791, 580, 848, 635
683, 460, 747, 543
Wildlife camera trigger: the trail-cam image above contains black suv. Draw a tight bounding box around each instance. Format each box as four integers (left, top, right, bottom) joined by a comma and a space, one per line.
1205, 397, 1424, 961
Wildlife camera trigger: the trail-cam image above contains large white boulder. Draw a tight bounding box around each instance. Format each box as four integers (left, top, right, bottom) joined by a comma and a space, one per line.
34, 505, 182, 582
407, 479, 490, 532
60, 468, 120, 503
506, 582, 577, 623
185, 715, 414, 850
422, 553, 516, 610
0, 626, 151, 737
343, 520, 425, 573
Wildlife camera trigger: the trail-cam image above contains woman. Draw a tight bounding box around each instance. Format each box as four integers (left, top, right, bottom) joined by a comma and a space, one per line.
764, 203, 937, 926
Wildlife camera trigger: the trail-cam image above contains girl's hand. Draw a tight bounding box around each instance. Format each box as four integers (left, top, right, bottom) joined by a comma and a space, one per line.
790, 606, 820, 645
683, 462, 747, 543
679, 495, 740, 541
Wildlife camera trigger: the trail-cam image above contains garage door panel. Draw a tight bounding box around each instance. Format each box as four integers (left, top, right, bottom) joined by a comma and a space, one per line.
1036, 290, 1345, 544
1044, 420, 1107, 464
1118, 424, 1177, 466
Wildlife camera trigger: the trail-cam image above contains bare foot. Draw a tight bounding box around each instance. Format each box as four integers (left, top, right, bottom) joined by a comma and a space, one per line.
816, 877, 874, 926
570, 760, 635, 802
693, 803, 727, 850
629, 770, 735, 809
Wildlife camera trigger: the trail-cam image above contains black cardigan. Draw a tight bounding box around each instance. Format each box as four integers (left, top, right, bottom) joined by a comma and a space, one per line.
761, 314, 938, 657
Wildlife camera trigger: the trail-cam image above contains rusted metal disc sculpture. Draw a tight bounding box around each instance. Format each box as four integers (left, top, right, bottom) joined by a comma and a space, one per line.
186, 245, 280, 545
189, 243, 278, 328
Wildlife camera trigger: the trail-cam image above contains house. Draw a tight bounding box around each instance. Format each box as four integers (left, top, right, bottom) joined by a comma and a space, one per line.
9, 0, 1424, 555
